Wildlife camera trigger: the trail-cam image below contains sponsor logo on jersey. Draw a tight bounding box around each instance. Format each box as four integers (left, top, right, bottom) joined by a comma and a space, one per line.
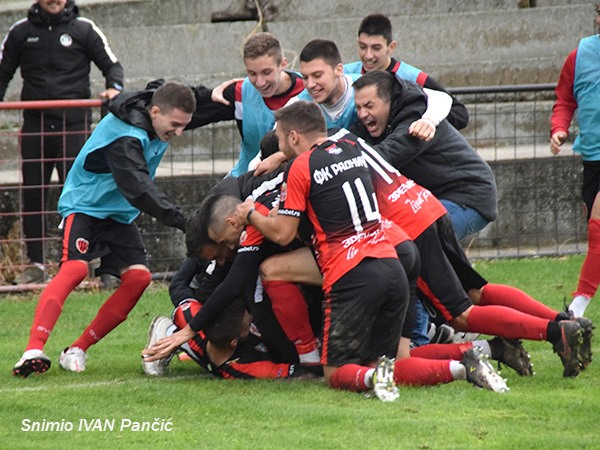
75, 237, 89, 254
59, 33, 73, 47
280, 182, 287, 202
238, 245, 260, 253
27, 37, 40, 43
324, 143, 342, 155
346, 246, 358, 260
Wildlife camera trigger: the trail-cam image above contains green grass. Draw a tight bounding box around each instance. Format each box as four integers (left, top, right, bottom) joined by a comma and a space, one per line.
1, 255, 599, 449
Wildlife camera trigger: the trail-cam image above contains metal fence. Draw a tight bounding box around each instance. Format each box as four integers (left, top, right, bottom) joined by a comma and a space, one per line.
0, 83, 587, 289
449, 84, 586, 259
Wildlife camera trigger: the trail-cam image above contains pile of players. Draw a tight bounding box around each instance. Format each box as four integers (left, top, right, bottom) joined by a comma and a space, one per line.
13, 14, 594, 402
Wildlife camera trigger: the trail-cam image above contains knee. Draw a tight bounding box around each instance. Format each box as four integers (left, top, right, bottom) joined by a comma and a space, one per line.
121, 268, 152, 293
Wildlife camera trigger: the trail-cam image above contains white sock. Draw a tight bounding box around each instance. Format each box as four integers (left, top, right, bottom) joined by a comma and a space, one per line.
569, 295, 591, 317
472, 340, 492, 357
364, 368, 375, 388
449, 360, 466, 380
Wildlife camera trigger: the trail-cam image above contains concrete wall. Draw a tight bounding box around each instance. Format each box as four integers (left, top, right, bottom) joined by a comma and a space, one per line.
0, 0, 595, 97
0, 155, 586, 271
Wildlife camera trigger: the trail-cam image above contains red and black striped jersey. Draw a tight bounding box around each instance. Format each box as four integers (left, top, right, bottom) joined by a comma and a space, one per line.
174, 300, 301, 380
279, 136, 397, 290
328, 129, 447, 240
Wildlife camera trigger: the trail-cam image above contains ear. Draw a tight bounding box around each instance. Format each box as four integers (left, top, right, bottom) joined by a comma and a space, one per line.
289, 129, 299, 145
149, 105, 160, 118
389, 40, 398, 52
280, 56, 289, 70
334, 63, 344, 77
225, 216, 237, 228
230, 338, 239, 348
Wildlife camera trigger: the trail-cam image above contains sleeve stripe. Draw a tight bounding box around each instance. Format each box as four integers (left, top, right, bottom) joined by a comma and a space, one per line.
77, 17, 119, 63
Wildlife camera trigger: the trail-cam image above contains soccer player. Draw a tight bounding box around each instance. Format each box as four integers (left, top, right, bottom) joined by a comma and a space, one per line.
550, 32, 600, 318
351, 71, 594, 377
143, 299, 311, 380
145, 172, 323, 365
12, 80, 196, 378
142, 296, 508, 394
343, 13, 468, 130
233, 100, 509, 397
191, 32, 305, 177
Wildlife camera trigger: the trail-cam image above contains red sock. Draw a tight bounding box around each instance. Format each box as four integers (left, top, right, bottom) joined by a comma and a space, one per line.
71, 269, 151, 351
395, 357, 453, 386
575, 218, 600, 297
410, 342, 472, 360
466, 305, 548, 340
329, 364, 371, 392
479, 283, 558, 320
263, 280, 316, 350
26, 260, 88, 351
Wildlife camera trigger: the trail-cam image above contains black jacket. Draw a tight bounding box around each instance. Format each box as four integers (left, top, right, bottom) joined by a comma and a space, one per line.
0, 0, 123, 122
353, 76, 497, 222
75, 80, 187, 231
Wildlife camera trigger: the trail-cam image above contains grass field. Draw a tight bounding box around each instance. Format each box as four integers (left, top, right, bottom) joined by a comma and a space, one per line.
1, 255, 599, 449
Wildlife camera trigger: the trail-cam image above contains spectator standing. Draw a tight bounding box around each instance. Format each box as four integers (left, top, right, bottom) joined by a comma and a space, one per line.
0, 0, 124, 284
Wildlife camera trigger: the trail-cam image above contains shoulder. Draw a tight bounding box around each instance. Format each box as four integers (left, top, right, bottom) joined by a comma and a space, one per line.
5, 17, 30, 38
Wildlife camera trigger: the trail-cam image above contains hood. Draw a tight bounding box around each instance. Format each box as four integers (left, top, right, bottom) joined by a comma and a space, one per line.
28, 0, 78, 25
107, 79, 166, 137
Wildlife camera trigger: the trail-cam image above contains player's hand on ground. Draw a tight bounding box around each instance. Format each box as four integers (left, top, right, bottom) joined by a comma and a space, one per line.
254, 151, 287, 176
211, 77, 244, 105
550, 131, 568, 155
409, 118, 436, 142
142, 325, 195, 362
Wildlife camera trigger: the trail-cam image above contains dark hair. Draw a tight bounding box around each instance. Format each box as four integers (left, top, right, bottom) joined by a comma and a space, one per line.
274, 100, 327, 137
185, 208, 213, 257
150, 81, 196, 114
352, 70, 395, 104
358, 14, 393, 44
299, 39, 342, 67
185, 194, 241, 257
204, 298, 248, 347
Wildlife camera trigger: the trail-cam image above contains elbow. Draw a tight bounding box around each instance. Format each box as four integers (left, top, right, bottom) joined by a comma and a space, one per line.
272, 231, 295, 247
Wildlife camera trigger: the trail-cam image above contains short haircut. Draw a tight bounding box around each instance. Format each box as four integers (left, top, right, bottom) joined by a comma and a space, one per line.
203, 194, 241, 237
204, 298, 248, 347
299, 39, 342, 67
150, 81, 196, 114
352, 70, 395, 104
185, 194, 239, 257
243, 32, 283, 64
185, 208, 213, 257
274, 100, 327, 137
358, 14, 393, 44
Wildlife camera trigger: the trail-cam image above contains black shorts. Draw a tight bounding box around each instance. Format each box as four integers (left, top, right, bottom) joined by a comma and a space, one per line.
414, 218, 479, 325
582, 161, 600, 219
322, 257, 408, 367
61, 213, 147, 276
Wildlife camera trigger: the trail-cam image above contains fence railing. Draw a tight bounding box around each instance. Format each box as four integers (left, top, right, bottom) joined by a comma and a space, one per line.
0, 84, 586, 289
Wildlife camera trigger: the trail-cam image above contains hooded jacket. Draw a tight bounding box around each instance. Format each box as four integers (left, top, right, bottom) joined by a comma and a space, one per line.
353, 76, 497, 222
0, 0, 123, 122
58, 80, 186, 231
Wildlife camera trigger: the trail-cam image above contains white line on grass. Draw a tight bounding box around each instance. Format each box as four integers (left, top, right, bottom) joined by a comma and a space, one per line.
1, 375, 201, 393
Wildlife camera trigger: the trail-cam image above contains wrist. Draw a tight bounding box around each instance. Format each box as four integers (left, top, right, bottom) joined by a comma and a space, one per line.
246, 208, 255, 225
